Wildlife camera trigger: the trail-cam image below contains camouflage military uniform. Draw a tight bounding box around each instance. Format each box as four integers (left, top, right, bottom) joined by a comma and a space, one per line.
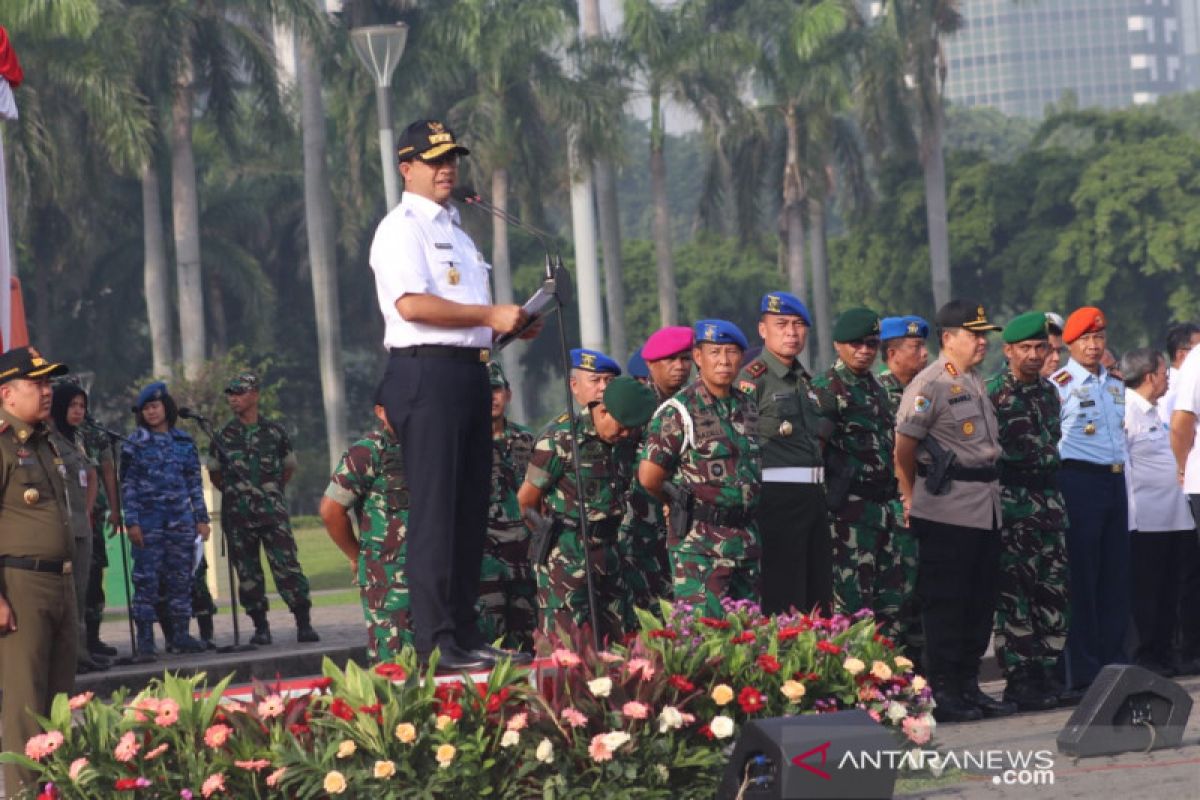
640, 380, 762, 617
210, 419, 311, 615
986, 370, 1070, 680
479, 419, 536, 651
82, 426, 113, 628
325, 429, 411, 660
525, 411, 633, 640
878, 370, 904, 409
812, 360, 908, 639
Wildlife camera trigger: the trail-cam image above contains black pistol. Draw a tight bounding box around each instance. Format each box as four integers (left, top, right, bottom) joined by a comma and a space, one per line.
525, 508, 559, 567
921, 436, 957, 496
660, 482, 693, 543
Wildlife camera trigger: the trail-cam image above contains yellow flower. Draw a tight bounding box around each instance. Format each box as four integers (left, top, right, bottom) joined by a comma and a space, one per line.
435, 743, 457, 768
780, 680, 807, 703
436, 714, 454, 731
336, 740, 357, 759
373, 760, 396, 779
394, 722, 417, 744
842, 657, 866, 676
710, 684, 734, 706
893, 656, 913, 671
323, 770, 347, 795
912, 676, 928, 693
871, 661, 893, 681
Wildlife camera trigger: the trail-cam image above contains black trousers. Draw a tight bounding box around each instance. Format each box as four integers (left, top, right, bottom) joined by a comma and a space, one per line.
1180, 497, 1200, 661
912, 517, 1001, 684
381, 351, 491, 654
1130, 530, 1187, 667
756, 482, 831, 616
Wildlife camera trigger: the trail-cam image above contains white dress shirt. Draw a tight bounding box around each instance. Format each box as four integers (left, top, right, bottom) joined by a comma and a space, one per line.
369, 192, 493, 349
1124, 388, 1194, 532
1157, 365, 1180, 426
1174, 346, 1200, 494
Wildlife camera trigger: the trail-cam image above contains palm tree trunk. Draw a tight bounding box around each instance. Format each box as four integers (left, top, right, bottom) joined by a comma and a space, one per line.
569, 136, 605, 352
490, 168, 527, 421
808, 196, 832, 370
297, 26, 348, 467
594, 159, 626, 360
141, 162, 173, 377
170, 48, 206, 379
206, 273, 228, 356
921, 104, 951, 309
782, 103, 809, 362
650, 90, 677, 326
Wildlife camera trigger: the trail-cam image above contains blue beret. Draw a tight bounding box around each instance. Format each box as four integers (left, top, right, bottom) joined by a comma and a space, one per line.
625, 348, 649, 379
880, 315, 930, 340
136, 381, 169, 410
570, 348, 622, 375
694, 319, 749, 350
761, 292, 812, 326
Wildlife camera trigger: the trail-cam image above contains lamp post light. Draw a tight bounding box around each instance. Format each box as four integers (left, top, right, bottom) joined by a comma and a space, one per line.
350, 23, 409, 210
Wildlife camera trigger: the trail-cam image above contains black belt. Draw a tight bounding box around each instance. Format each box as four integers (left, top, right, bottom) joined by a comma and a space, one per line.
1061, 459, 1124, 475
848, 482, 897, 503
1000, 466, 1058, 491
0, 556, 73, 575
389, 345, 490, 364
566, 517, 621, 540
692, 504, 753, 528
917, 463, 999, 483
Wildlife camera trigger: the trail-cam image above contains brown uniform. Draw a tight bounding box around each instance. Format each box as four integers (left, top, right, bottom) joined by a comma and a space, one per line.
0, 409, 77, 791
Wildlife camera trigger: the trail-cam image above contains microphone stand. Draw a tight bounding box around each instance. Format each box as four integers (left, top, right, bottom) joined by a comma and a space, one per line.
459, 193, 602, 652
182, 413, 256, 654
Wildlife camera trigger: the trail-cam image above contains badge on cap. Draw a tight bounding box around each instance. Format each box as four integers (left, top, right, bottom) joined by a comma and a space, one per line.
907, 321, 919, 335
767, 295, 781, 313
581, 353, 597, 370
703, 323, 718, 342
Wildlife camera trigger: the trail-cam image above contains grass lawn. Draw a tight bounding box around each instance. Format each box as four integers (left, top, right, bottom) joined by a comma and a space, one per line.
266, 522, 357, 595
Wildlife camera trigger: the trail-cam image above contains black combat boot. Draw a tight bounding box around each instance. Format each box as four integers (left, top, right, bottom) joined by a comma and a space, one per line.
1002, 665, 1058, 712
134, 620, 158, 662
249, 610, 272, 645
168, 617, 208, 654
86, 619, 118, 657
962, 679, 1017, 718
197, 613, 217, 650
931, 677, 983, 723
294, 607, 320, 643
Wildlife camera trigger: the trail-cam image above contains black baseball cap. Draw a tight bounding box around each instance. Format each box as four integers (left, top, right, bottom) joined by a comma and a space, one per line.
0, 346, 68, 385
935, 299, 1001, 333
396, 119, 470, 163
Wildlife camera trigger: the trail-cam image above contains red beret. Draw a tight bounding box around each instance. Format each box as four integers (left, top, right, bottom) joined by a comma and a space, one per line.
642, 326, 694, 361
1063, 307, 1106, 344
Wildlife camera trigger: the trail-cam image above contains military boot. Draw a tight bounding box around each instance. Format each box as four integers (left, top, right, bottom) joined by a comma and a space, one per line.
931, 677, 982, 723
249, 610, 272, 646
197, 613, 217, 650
962, 679, 1017, 718
168, 617, 208, 654
135, 621, 158, 662
294, 607, 320, 643
86, 619, 119, 657
1002, 665, 1057, 712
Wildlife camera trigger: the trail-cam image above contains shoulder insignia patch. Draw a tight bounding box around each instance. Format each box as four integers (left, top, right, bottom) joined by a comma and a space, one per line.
1053, 370, 1072, 386
914, 396, 932, 414
738, 380, 756, 395
944, 362, 959, 377
745, 360, 767, 378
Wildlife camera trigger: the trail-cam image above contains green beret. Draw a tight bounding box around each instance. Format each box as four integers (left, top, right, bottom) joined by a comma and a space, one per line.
487, 361, 508, 388
602, 376, 657, 428
1002, 311, 1050, 344
832, 307, 881, 343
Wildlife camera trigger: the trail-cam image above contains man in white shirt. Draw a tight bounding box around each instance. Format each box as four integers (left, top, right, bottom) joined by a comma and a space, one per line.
1158, 322, 1200, 426
369, 119, 539, 671
1170, 340, 1200, 675
1122, 349, 1194, 677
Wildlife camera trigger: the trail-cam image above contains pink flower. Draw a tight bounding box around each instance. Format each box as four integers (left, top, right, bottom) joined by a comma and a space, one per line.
902, 715, 933, 745
598, 651, 624, 664
257, 695, 285, 719
24, 731, 64, 760
68, 757, 88, 781
265, 768, 287, 788
114, 731, 139, 762
203, 724, 232, 749
67, 692, 94, 711
551, 649, 581, 668
561, 707, 587, 728
588, 734, 614, 762
506, 712, 528, 732
622, 701, 650, 720
626, 658, 655, 681
154, 699, 180, 727
201, 772, 226, 798
144, 742, 169, 760
234, 759, 271, 771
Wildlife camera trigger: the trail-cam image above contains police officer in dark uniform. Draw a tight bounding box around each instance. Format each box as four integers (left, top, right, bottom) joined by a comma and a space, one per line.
0, 346, 73, 792
369, 119, 540, 671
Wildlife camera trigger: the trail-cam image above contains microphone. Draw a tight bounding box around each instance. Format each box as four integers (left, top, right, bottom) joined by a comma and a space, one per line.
451, 185, 560, 265
178, 407, 207, 422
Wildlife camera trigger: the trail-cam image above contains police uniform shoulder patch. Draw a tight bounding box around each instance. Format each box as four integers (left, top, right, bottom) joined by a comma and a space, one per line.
1052, 369, 1072, 386
738, 380, 757, 396
745, 360, 767, 378
914, 395, 932, 413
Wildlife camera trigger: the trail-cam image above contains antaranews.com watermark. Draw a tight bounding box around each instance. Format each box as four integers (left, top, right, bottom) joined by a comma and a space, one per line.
837, 748, 1056, 786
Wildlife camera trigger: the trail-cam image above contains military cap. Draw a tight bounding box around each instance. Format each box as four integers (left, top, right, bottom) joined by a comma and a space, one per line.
1045, 311, 1065, 334
642, 326, 694, 361
225, 371, 259, 394
761, 292, 812, 325
135, 381, 169, 410
487, 361, 509, 388
694, 319, 749, 350
880, 315, 929, 340
1003, 311, 1050, 344
396, 119, 470, 163
0, 346, 68, 386
602, 376, 657, 428
832, 307, 881, 343
571, 348, 622, 375
1063, 306, 1106, 344
625, 349, 650, 379
935, 299, 1001, 333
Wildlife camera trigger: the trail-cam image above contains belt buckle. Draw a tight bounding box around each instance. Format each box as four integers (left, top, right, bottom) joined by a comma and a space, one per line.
1111, 463, 1123, 474
480, 348, 490, 363
62, 560, 73, 575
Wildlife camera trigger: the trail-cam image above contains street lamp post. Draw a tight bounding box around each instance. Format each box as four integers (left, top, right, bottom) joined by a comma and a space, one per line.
350, 23, 409, 210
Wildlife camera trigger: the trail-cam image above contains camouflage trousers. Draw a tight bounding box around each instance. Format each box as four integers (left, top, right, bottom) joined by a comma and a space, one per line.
831, 497, 909, 642
226, 518, 312, 614
670, 551, 760, 619
131, 521, 196, 623
84, 516, 108, 626
477, 527, 537, 652
617, 487, 671, 627
890, 498, 924, 659
359, 549, 411, 662
535, 525, 624, 643
994, 489, 1070, 678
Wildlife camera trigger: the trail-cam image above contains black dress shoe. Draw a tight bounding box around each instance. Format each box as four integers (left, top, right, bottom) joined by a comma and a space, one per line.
421, 644, 487, 673
463, 644, 533, 666
1002, 678, 1058, 712
932, 689, 983, 723
962, 683, 1017, 718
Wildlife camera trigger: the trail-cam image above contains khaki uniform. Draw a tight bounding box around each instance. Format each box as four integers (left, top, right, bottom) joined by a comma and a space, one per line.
0, 409, 76, 791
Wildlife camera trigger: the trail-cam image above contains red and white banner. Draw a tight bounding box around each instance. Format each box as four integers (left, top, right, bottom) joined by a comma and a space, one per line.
0, 25, 21, 351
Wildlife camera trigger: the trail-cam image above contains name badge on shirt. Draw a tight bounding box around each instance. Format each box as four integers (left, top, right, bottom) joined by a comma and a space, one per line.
434, 242, 453, 249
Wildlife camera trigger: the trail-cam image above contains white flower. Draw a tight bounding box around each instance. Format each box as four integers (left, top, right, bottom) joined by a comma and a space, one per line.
500, 730, 520, 748
655, 764, 670, 781
587, 677, 613, 698
887, 702, 908, 722
535, 738, 554, 764
657, 705, 684, 733
710, 715, 735, 740
601, 731, 631, 752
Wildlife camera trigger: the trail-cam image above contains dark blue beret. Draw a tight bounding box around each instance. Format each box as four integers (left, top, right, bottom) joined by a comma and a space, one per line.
761, 292, 812, 326
880, 315, 930, 340
694, 319, 749, 350
570, 348, 622, 375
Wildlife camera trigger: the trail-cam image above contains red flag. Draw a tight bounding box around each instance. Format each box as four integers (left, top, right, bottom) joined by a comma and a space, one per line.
0, 27, 23, 89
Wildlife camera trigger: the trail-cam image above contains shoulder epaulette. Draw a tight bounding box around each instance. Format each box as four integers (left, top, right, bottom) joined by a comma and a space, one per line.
555, 412, 569, 425
1052, 369, 1072, 386
0, 421, 8, 435
744, 359, 767, 378
944, 361, 959, 378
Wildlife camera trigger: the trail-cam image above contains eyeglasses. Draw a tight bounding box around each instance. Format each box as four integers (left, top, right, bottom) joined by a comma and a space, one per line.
847, 338, 881, 350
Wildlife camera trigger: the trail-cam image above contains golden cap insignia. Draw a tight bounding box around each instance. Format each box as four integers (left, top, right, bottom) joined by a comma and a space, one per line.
976, 305, 986, 321
428, 121, 445, 134
704, 324, 718, 341
907, 321, 920, 335
767, 295, 781, 313
580, 353, 597, 370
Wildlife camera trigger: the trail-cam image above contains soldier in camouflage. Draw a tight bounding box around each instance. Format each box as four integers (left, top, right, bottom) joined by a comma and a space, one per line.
208, 372, 317, 644
812, 308, 908, 641
519, 377, 656, 642
986, 311, 1070, 710
81, 420, 121, 658
320, 402, 411, 661
639, 320, 762, 617
479, 362, 536, 651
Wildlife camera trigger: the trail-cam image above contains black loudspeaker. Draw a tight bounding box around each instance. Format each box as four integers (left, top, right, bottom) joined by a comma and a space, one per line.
715, 709, 899, 800
1057, 664, 1193, 758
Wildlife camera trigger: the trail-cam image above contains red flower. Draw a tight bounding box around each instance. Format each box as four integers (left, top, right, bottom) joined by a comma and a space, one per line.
622, 632, 640, 646
738, 686, 766, 714
114, 778, 141, 791
311, 677, 333, 691
668, 674, 696, 693
648, 629, 678, 640
440, 701, 463, 721
873, 634, 895, 649
731, 632, 756, 645
288, 723, 311, 736
698, 724, 715, 740
374, 663, 407, 681
698, 617, 730, 630
358, 703, 383, 722
756, 654, 781, 674
776, 626, 802, 641
329, 698, 355, 721
435, 683, 464, 702
816, 640, 842, 655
